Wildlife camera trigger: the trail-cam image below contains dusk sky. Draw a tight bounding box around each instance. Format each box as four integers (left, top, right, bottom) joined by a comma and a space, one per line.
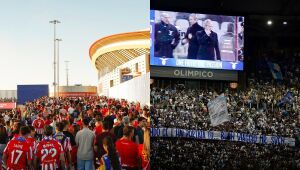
0, 0, 149, 92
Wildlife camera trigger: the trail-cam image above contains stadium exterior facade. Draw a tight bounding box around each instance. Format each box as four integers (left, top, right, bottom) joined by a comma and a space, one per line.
89, 30, 150, 105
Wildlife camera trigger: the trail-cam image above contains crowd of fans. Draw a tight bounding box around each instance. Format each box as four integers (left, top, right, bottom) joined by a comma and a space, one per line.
151, 49, 300, 168
151, 138, 300, 169
0, 98, 16, 102
254, 49, 300, 88
0, 96, 150, 170
151, 81, 300, 138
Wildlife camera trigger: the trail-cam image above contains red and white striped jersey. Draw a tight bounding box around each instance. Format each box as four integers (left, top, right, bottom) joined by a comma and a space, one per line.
35, 136, 64, 170
32, 118, 45, 135
4, 136, 33, 170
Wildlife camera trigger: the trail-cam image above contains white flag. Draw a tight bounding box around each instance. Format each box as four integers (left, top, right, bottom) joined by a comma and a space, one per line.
208, 94, 230, 126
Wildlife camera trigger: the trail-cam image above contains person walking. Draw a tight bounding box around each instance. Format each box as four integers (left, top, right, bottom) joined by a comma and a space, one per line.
75, 118, 96, 170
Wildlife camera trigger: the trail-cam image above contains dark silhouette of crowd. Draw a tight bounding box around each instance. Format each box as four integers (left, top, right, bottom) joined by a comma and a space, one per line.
151, 138, 300, 169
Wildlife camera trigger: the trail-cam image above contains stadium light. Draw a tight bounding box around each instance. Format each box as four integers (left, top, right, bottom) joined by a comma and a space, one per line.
283, 21, 287, 25
49, 19, 61, 97
267, 20, 272, 26
65, 60, 70, 86
56, 38, 62, 96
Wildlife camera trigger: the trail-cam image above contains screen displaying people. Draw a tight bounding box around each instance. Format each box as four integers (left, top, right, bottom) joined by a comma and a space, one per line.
196, 19, 221, 60
154, 12, 180, 58
150, 10, 245, 70
182, 14, 204, 59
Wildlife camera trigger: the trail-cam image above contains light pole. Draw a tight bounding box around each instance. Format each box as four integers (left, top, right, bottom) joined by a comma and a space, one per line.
49, 20, 60, 97
56, 38, 62, 97
65, 60, 70, 86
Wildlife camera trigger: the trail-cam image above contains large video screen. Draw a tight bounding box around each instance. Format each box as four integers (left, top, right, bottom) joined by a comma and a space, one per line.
150, 10, 244, 70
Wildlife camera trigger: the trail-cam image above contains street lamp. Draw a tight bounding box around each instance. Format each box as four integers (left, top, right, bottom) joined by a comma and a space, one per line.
56, 38, 62, 97
65, 60, 70, 86
49, 19, 60, 97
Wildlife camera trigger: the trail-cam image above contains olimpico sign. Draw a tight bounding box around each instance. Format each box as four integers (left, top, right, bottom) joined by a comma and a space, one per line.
151, 66, 238, 81
173, 69, 214, 78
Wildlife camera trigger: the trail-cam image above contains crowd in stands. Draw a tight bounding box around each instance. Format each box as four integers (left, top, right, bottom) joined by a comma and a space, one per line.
0, 98, 16, 103
151, 49, 300, 169
151, 82, 300, 168
151, 138, 300, 169
151, 81, 300, 138
0, 96, 150, 170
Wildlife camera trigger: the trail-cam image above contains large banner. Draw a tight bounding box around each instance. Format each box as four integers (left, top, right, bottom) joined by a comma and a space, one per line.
208, 94, 230, 126
151, 127, 295, 146
0, 102, 16, 109
17, 85, 49, 104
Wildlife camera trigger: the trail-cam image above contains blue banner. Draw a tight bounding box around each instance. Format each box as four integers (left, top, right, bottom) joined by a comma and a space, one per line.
277, 91, 294, 106
17, 85, 49, 104
151, 127, 295, 146
150, 57, 244, 70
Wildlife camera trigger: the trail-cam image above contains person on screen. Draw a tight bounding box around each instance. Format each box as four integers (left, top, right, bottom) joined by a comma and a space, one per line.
238, 22, 244, 48
182, 14, 204, 59
196, 19, 221, 60
154, 12, 180, 58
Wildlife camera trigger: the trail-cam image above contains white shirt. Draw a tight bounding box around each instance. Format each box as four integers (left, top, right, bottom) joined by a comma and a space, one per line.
68, 107, 75, 114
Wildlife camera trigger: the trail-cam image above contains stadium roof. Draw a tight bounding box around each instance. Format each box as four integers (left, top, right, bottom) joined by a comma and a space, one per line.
89, 29, 150, 72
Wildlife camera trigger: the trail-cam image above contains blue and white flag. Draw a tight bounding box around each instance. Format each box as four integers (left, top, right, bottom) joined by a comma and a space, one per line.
268, 62, 283, 80
151, 127, 296, 146
207, 94, 230, 126
277, 91, 294, 106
